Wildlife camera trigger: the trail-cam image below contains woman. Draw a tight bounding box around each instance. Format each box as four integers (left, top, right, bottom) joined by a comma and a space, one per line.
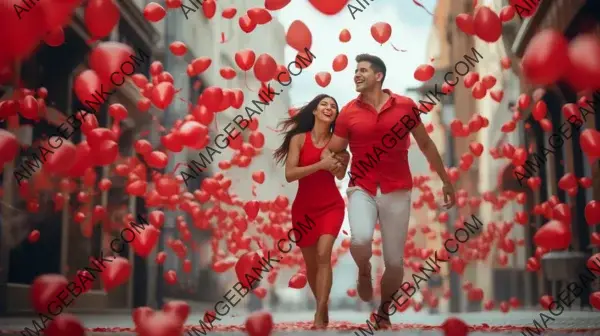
273, 94, 349, 328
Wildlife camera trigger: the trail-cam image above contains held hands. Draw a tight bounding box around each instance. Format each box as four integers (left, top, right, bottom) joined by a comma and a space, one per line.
442, 182, 456, 209
319, 152, 342, 172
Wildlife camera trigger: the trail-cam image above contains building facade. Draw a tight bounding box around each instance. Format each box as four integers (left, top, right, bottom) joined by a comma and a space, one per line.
0, 0, 164, 314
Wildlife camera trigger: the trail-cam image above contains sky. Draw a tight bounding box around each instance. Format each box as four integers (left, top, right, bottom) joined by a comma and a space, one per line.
271, 0, 438, 300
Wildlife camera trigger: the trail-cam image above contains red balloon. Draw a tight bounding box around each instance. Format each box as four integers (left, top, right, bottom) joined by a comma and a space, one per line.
585, 200, 600, 226
45, 140, 77, 175
499, 5, 515, 22
247, 8, 272, 25
234, 49, 256, 71
31, 274, 68, 314
144, 2, 166, 22
0, 0, 45, 65
202, 0, 216, 18
245, 311, 273, 336
44, 314, 85, 336
288, 273, 307, 289
44, 28, 65, 47
532, 101, 547, 121
95, 140, 119, 166
534, 220, 571, 251
414, 64, 435, 82
580, 129, 600, 160
286, 20, 312, 51
130, 224, 160, 258
239, 15, 256, 33
244, 200, 260, 220
249, 131, 265, 148
455, 13, 474, 35
473, 6, 502, 43
307, 0, 348, 15
74, 70, 103, 107
169, 41, 188, 56
85, 0, 120, 39
332, 54, 348, 72
199, 86, 224, 112
370, 22, 392, 44
315, 72, 331, 88
89, 42, 136, 88
264, 0, 291, 11
565, 34, 600, 91
235, 252, 262, 288
339, 29, 351, 42
99, 256, 132, 292
0, 129, 19, 164
521, 30, 569, 85
178, 121, 209, 147
151, 82, 176, 110
253, 54, 277, 82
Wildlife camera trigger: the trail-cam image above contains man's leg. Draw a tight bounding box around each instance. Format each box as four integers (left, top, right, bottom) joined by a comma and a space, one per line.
376, 189, 412, 324
347, 188, 378, 302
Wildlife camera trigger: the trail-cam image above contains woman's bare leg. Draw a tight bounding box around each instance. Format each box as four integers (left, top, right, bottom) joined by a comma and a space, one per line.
314, 234, 336, 328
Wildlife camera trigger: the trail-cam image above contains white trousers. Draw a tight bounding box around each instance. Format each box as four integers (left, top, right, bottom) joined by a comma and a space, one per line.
347, 186, 412, 269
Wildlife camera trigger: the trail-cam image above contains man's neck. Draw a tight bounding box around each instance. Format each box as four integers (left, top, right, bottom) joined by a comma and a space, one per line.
361, 88, 387, 107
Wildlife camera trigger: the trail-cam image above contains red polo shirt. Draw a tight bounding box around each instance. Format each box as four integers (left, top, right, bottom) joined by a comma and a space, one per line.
334, 89, 421, 196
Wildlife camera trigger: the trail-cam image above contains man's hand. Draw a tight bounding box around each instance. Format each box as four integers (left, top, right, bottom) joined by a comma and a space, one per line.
442, 182, 456, 209
333, 150, 350, 166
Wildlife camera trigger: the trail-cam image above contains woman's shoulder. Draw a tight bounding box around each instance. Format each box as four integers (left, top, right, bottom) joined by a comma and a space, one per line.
290, 132, 307, 145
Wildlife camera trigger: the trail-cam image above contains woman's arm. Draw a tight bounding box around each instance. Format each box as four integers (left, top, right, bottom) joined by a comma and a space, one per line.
285, 134, 326, 183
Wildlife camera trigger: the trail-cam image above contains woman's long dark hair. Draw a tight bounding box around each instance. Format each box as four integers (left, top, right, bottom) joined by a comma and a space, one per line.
273, 94, 339, 165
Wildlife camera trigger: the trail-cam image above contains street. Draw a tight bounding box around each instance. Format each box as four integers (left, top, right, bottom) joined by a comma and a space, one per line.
1, 309, 600, 335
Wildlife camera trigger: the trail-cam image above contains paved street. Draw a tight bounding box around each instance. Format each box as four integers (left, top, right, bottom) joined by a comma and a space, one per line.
1, 310, 600, 335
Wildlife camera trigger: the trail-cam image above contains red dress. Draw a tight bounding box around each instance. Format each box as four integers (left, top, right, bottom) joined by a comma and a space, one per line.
291, 132, 345, 247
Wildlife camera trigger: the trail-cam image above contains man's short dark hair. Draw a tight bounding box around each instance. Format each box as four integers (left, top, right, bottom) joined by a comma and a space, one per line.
356, 54, 387, 84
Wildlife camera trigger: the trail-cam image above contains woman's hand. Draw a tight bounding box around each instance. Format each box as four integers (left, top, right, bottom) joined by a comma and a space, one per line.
319, 152, 341, 171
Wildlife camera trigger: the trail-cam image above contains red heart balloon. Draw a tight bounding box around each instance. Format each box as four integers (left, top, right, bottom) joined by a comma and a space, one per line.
253, 54, 277, 82
99, 256, 132, 292
455, 13, 474, 35
74, 70, 104, 108
151, 82, 176, 110
89, 42, 136, 88
288, 273, 307, 289
473, 6, 502, 42
244, 200, 260, 220
245, 311, 273, 336
441, 317, 469, 336
163, 300, 190, 325
370, 22, 392, 44
590, 292, 600, 311
585, 200, 600, 226
315, 72, 331, 88
239, 15, 257, 33
521, 30, 569, 85
0, 129, 19, 164
414, 64, 435, 82
130, 224, 160, 258
235, 251, 262, 289
137, 311, 184, 336
539, 295, 554, 309
307, 0, 348, 15
332, 54, 348, 72
286, 20, 312, 51
85, 0, 120, 39
45, 314, 85, 336
580, 129, 600, 160
132, 306, 154, 329
30, 274, 69, 314
552, 203, 572, 224
264, 0, 291, 11
534, 220, 571, 251
44, 140, 77, 175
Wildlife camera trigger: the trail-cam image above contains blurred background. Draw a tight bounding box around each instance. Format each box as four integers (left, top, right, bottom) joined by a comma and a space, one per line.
0, 0, 600, 327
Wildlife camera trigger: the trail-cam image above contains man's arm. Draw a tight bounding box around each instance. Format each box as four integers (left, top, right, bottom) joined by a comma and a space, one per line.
410, 122, 456, 208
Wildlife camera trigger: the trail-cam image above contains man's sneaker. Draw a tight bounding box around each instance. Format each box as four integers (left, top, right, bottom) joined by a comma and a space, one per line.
357, 263, 373, 301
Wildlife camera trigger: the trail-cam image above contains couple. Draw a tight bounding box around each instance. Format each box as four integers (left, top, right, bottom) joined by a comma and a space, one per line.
273, 54, 456, 328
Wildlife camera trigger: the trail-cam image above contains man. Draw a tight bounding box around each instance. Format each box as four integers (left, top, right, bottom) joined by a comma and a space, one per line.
323, 54, 456, 328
